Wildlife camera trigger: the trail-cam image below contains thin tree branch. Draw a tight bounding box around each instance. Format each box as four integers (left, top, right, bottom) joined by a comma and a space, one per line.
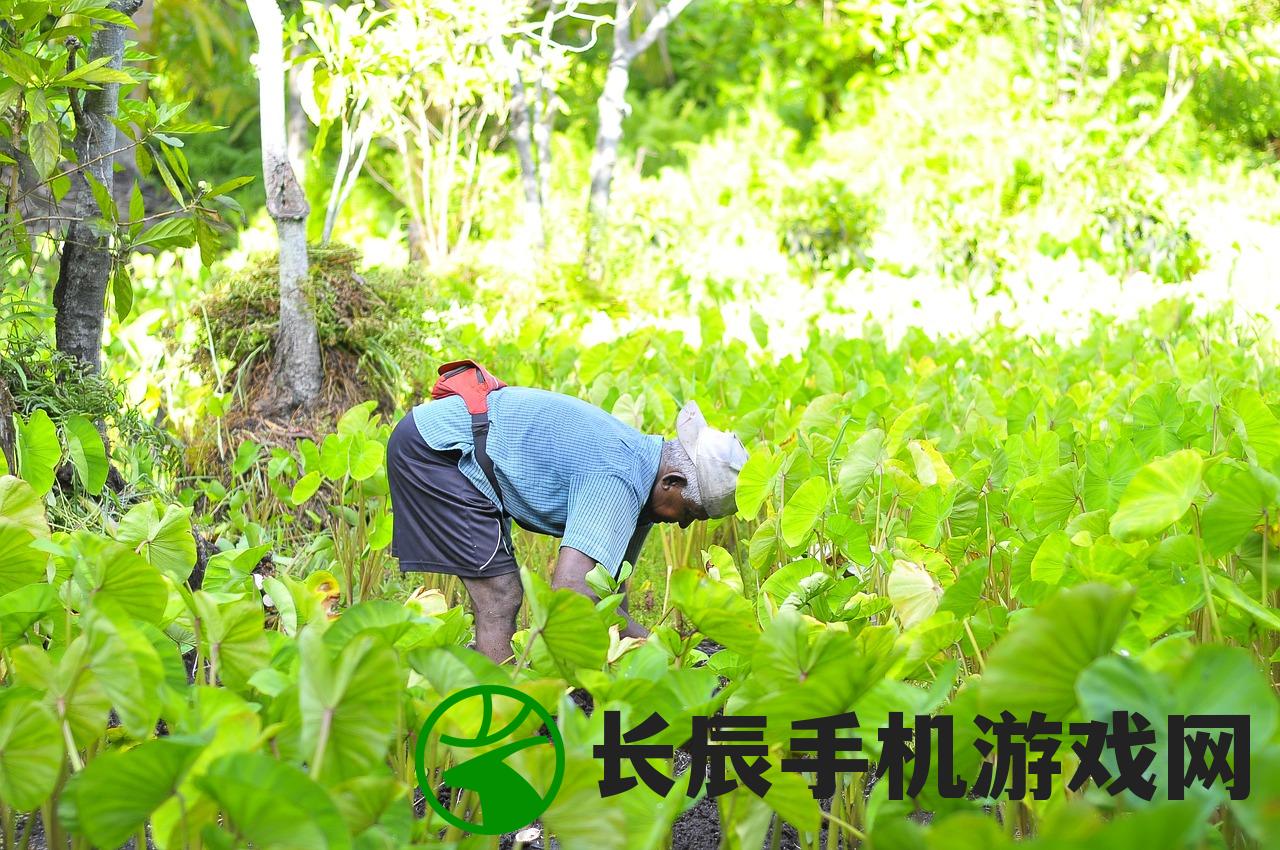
1121, 74, 1193, 163
11, 141, 140, 205
64, 37, 85, 129
627, 0, 694, 59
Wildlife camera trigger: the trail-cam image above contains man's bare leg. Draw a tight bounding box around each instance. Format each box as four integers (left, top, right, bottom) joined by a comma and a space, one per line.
460, 571, 524, 664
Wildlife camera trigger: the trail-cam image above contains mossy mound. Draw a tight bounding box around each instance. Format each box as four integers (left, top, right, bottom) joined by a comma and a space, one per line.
192, 243, 446, 447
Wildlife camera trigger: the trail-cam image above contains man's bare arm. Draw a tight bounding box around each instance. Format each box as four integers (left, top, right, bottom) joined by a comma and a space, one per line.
551, 546, 649, 639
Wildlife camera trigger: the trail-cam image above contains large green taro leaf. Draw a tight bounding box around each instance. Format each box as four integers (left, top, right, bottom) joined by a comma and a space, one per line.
1077, 644, 1275, 839
197, 752, 351, 850
906, 485, 954, 547
1109, 450, 1202, 542
16, 409, 59, 496
64, 414, 108, 495
1082, 440, 1139, 512
192, 591, 271, 693
73, 533, 168, 624
978, 583, 1133, 719
0, 583, 58, 649
329, 775, 412, 848
756, 558, 831, 623
669, 567, 761, 656
11, 637, 111, 749
60, 737, 205, 847
299, 627, 401, 783
0, 692, 63, 810
540, 706, 630, 850
1200, 463, 1280, 557
521, 569, 608, 681
1228, 388, 1280, 469
729, 609, 888, 745
780, 477, 829, 547
0, 518, 46, 595
0, 475, 50, 538
320, 431, 383, 482
837, 428, 886, 500
1130, 385, 1185, 459
115, 501, 197, 584
736, 448, 784, 521
85, 601, 166, 738
1033, 464, 1080, 530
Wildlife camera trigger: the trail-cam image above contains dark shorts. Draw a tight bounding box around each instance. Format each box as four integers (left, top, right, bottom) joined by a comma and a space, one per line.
386, 413, 518, 578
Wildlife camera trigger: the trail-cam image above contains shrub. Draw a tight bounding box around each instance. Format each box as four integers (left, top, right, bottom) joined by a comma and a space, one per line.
777, 176, 880, 277
1039, 188, 1204, 284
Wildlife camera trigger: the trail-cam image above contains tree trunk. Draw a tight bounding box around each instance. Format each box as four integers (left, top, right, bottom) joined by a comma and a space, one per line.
287, 41, 309, 181
532, 82, 555, 220
52, 0, 143, 373
583, 0, 693, 274
111, 0, 150, 212
532, 6, 559, 217
0, 373, 16, 475
248, 0, 322, 416
585, 2, 634, 264
490, 37, 544, 250
1122, 46, 1194, 164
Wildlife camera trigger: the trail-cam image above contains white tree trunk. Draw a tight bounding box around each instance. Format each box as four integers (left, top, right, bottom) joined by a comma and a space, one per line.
247, 0, 322, 415
532, 13, 558, 216
587, 55, 631, 236
490, 38, 544, 250
532, 82, 555, 219
584, 0, 693, 271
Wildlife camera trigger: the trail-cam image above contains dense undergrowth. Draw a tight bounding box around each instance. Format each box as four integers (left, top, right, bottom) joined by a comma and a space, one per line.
4, 2, 1280, 848
3, 299, 1278, 849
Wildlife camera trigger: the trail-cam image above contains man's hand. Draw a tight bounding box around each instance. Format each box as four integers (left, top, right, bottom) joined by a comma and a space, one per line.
552, 546, 650, 639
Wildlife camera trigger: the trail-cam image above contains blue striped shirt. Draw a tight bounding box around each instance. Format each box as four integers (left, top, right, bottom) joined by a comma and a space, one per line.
411, 387, 663, 576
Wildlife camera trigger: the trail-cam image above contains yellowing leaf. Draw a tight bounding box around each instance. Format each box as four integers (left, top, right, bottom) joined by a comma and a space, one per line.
887, 560, 942, 629
1109, 449, 1203, 541
907, 439, 954, 489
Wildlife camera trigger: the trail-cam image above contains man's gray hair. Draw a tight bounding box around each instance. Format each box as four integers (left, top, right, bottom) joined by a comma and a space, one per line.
661, 439, 702, 506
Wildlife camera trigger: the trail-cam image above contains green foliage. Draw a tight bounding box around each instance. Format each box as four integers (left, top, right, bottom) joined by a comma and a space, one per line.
1194, 59, 1280, 152
0, 0, 245, 302
59, 736, 203, 847
7, 298, 1280, 848
1040, 189, 1206, 284
776, 176, 879, 277
0, 693, 62, 810
0, 338, 181, 517
647, 0, 988, 134
1110, 449, 1204, 541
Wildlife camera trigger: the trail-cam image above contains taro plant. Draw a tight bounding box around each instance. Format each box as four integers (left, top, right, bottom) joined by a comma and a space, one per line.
2, 303, 1280, 849
287, 401, 395, 606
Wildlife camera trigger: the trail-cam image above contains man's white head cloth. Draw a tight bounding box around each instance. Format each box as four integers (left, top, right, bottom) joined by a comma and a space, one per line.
675, 401, 748, 518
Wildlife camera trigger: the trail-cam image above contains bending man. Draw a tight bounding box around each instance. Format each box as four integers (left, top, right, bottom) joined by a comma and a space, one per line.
386, 378, 747, 663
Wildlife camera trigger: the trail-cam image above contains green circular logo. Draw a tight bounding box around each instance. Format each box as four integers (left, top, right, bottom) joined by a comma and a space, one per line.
414, 684, 565, 836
